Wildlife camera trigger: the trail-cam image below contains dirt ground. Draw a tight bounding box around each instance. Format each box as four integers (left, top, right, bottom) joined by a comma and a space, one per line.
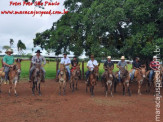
0, 80, 162, 122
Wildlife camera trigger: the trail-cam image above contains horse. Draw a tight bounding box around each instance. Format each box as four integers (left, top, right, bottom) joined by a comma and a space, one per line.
114, 67, 131, 96
8, 59, 22, 96
0, 67, 5, 93
31, 63, 43, 96
102, 66, 114, 97
70, 64, 81, 92
58, 64, 67, 95
130, 65, 146, 95
86, 64, 100, 96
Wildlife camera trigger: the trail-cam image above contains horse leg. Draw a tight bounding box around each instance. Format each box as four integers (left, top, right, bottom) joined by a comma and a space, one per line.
123, 84, 125, 96
32, 82, 35, 95
76, 80, 78, 90
114, 79, 117, 93
8, 82, 12, 96
14, 80, 18, 97
59, 82, 61, 95
63, 81, 66, 96
110, 83, 113, 97
127, 83, 131, 96
92, 86, 94, 96
86, 85, 88, 93
105, 85, 108, 97
38, 82, 41, 96
138, 81, 141, 95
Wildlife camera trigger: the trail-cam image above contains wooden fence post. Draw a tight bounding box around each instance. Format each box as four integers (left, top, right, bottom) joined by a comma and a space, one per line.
82, 61, 84, 80
56, 59, 59, 79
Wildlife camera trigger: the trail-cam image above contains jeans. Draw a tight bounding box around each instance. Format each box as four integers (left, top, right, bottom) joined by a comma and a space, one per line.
118, 71, 121, 82
131, 69, 136, 80
4, 66, 10, 81
29, 66, 46, 80
149, 70, 154, 82
86, 71, 90, 80
57, 67, 70, 80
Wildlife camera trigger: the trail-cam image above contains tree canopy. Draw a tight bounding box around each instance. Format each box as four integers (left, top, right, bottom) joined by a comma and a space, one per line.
33, 0, 163, 60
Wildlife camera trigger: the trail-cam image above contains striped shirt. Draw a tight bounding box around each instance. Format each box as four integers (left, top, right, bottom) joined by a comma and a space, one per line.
31, 55, 46, 65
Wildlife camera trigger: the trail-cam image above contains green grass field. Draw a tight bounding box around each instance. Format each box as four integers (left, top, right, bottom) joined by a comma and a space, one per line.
0, 61, 132, 80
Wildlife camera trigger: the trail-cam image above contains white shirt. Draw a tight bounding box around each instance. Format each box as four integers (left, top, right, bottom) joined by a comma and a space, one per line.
87, 60, 98, 71
60, 57, 71, 68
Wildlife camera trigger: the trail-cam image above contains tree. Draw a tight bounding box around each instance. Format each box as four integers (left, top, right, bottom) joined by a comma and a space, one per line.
17, 40, 26, 55
3, 45, 10, 50
10, 38, 14, 48
33, 0, 163, 60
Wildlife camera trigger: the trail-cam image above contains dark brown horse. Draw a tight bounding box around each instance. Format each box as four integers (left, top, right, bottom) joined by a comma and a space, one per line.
114, 67, 131, 96
31, 64, 43, 96
86, 64, 100, 96
8, 59, 22, 96
70, 64, 81, 92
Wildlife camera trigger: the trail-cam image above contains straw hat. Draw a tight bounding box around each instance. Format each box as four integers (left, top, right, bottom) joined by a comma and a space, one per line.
107, 56, 111, 59
153, 56, 157, 59
5, 49, 13, 54
121, 56, 125, 59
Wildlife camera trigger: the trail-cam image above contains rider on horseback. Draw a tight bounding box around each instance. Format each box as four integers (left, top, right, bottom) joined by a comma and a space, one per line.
57, 53, 71, 80
3, 49, 14, 84
86, 55, 98, 85
29, 50, 46, 82
149, 56, 160, 82
71, 56, 78, 72
130, 57, 141, 81
117, 56, 128, 84
101, 56, 114, 80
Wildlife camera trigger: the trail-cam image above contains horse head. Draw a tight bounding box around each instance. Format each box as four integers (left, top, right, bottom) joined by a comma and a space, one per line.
139, 65, 146, 78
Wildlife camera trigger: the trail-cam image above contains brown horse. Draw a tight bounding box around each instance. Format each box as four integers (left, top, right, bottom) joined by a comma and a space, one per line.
58, 64, 67, 95
130, 65, 146, 95
114, 67, 131, 96
70, 64, 81, 92
31, 64, 43, 96
86, 64, 100, 96
8, 59, 22, 96
102, 66, 114, 97
0, 67, 5, 93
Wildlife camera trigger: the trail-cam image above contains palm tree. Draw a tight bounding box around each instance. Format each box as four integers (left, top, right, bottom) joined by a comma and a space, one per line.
10, 39, 14, 48
17, 40, 26, 55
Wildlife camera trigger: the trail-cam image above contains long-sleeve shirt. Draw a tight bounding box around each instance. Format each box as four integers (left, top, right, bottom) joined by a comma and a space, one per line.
31, 55, 46, 65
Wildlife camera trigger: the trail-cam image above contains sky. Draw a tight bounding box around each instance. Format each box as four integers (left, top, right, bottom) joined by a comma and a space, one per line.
0, 0, 65, 55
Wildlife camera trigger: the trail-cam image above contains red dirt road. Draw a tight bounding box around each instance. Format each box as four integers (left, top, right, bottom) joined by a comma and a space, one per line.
0, 80, 162, 122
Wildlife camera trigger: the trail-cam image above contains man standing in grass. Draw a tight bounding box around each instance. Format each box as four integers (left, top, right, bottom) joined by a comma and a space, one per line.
3, 49, 14, 84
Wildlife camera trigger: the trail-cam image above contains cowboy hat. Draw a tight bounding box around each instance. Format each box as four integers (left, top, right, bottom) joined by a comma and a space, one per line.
107, 56, 111, 59
121, 56, 125, 59
5, 49, 13, 54
35, 50, 42, 53
153, 56, 157, 59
